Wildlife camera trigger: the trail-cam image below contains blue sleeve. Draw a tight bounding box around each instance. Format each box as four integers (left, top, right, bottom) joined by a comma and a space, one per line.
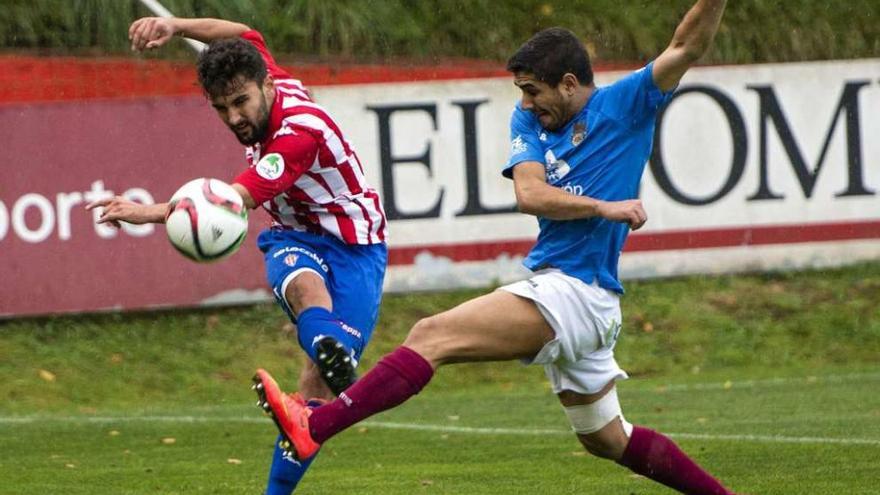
595, 61, 674, 126
502, 106, 545, 179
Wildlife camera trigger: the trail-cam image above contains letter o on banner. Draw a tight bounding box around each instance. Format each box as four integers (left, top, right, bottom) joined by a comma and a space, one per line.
12, 194, 55, 243
650, 85, 748, 206
0, 200, 8, 241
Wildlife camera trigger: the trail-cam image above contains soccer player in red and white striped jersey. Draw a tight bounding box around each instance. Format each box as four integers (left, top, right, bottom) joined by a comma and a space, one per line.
233, 30, 386, 246
88, 16, 388, 494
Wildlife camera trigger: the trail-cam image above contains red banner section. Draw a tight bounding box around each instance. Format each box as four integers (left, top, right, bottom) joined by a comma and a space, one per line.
0, 55, 512, 103
0, 96, 268, 316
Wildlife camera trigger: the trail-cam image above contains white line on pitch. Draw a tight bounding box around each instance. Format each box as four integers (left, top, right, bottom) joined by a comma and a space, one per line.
0, 415, 878, 446
631, 371, 880, 392
665, 432, 880, 446
93, 370, 880, 417
87, 370, 879, 417
360, 422, 880, 446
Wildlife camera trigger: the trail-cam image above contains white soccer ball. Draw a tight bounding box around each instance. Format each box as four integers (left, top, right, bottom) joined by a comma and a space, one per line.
165, 178, 248, 263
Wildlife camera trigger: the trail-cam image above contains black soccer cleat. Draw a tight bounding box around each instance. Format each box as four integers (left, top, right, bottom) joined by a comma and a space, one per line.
314, 336, 357, 396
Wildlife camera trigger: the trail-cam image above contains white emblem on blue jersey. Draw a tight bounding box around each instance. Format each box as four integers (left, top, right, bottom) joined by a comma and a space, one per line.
510, 135, 528, 155
543, 150, 571, 182
539, 133, 548, 142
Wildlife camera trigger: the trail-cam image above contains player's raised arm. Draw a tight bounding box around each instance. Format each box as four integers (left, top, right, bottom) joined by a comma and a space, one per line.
652, 0, 727, 92
128, 17, 250, 52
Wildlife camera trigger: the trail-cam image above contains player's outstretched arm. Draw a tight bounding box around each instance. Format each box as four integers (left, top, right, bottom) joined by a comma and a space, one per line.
652, 0, 727, 92
129, 17, 250, 52
85, 183, 255, 229
512, 162, 647, 229
85, 197, 169, 227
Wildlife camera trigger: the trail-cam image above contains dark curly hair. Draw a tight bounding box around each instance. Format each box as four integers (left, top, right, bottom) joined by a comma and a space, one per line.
506, 27, 593, 87
197, 38, 268, 97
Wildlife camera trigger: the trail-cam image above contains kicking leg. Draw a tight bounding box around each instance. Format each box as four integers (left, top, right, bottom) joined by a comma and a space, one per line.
257, 289, 555, 459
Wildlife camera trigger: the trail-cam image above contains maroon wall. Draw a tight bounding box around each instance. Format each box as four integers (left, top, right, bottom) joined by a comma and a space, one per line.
0, 96, 270, 316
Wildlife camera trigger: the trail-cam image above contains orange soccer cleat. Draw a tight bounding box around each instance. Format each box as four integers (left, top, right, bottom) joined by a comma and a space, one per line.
252, 368, 321, 460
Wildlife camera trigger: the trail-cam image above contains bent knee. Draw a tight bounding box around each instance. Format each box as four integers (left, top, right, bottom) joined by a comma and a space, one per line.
562, 387, 632, 461
402, 316, 453, 363
288, 273, 325, 298
285, 272, 330, 312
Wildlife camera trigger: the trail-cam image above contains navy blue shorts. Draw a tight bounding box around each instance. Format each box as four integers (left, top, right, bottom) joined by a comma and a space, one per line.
258, 228, 387, 360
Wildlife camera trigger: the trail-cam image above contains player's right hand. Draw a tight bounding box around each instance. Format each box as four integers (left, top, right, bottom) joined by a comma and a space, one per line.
597, 199, 648, 231
129, 17, 176, 52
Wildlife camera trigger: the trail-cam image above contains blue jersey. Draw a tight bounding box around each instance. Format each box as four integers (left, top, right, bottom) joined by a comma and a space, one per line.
503, 62, 673, 293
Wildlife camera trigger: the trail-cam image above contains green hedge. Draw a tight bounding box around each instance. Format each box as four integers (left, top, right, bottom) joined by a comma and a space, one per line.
3, 0, 879, 63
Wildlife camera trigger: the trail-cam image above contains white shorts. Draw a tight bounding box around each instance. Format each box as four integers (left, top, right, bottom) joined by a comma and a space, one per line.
499, 269, 628, 394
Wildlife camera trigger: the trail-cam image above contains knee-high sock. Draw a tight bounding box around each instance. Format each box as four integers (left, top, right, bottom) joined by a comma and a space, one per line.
617, 426, 734, 495
295, 307, 362, 362
265, 398, 325, 495
264, 434, 317, 495
308, 346, 434, 443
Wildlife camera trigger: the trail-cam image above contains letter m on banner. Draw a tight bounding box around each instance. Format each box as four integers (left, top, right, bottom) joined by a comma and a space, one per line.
748, 81, 875, 200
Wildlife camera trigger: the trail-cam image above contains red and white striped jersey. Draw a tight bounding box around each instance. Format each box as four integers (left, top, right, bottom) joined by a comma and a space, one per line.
234, 30, 386, 245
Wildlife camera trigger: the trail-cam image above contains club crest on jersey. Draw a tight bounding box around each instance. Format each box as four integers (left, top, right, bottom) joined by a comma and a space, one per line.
571, 120, 587, 146
283, 254, 298, 267
256, 153, 284, 180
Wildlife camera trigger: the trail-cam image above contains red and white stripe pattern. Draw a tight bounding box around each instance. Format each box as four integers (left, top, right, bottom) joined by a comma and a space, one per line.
249, 78, 386, 245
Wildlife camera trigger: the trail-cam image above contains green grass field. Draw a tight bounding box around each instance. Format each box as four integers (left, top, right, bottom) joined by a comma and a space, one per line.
2, 263, 880, 494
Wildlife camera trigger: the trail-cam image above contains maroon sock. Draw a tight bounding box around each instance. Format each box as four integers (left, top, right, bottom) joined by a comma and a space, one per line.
618, 426, 733, 495
308, 346, 434, 443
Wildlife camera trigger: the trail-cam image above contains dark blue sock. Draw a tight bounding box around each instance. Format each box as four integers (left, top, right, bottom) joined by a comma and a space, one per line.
295, 307, 363, 362
265, 398, 325, 495
264, 434, 317, 495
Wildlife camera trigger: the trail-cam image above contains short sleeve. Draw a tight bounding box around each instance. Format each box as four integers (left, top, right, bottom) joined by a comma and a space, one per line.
502, 106, 545, 179
233, 131, 319, 205
596, 62, 674, 125
240, 30, 291, 80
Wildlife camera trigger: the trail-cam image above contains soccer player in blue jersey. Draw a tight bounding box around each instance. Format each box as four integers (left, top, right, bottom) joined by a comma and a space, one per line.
255, 1, 737, 493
